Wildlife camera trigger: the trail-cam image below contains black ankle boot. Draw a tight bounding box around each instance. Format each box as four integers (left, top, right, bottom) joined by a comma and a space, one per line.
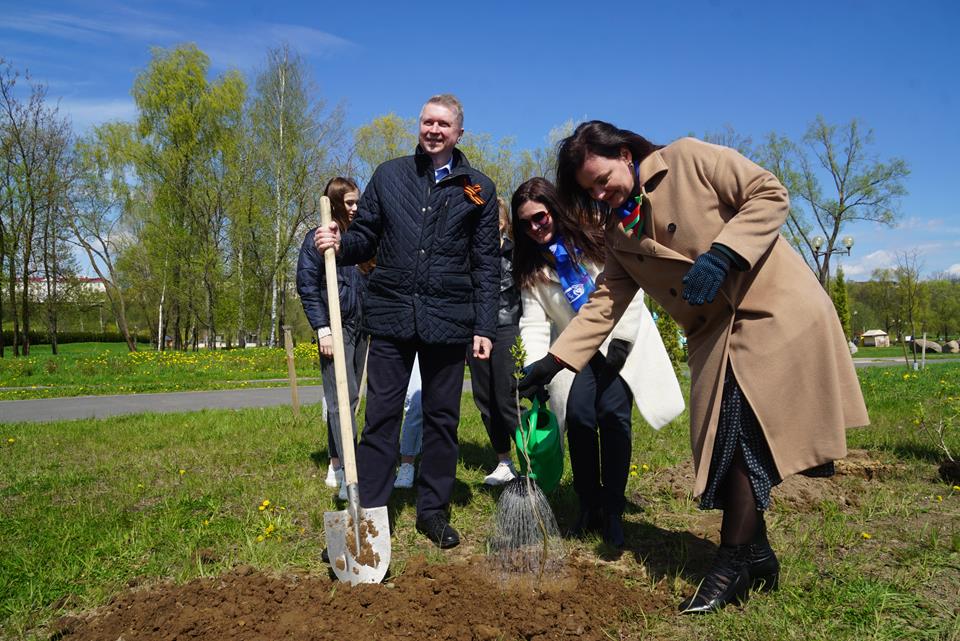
568, 506, 603, 538
747, 519, 779, 592
679, 544, 751, 614
602, 511, 625, 548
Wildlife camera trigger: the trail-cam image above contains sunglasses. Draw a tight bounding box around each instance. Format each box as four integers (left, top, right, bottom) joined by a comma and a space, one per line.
522, 211, 550, 230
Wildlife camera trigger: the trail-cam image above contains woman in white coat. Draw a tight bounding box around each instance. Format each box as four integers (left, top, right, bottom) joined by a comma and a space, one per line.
511, 177, 684, 547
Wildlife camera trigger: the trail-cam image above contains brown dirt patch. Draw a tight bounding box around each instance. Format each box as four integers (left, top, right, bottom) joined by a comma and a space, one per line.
51, 554, 670, 641
650, 449, 903, 512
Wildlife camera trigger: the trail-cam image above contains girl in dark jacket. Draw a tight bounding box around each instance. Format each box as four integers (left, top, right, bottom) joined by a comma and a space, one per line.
296, 177, 365, 500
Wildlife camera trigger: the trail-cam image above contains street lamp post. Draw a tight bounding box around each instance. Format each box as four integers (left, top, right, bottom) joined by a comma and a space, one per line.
811, 235, 854, 287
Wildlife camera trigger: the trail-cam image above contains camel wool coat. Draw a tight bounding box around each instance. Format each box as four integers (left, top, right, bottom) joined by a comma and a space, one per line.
550, 137, 869, 497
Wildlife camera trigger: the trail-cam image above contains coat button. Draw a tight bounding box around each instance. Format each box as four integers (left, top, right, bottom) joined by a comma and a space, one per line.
670, 288, 678, 297
421, 207, 426, 212
667, 223, 677, 233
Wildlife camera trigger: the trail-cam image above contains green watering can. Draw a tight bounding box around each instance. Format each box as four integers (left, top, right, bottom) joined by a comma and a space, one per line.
514, 396, 564, 493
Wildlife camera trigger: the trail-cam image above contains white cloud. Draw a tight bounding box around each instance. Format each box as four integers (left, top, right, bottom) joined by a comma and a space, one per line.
202, 24, 356, 71
948, 264, 960, 277
840, 249, 896, 278
3, 10, 181, 44
57, 98, 137, 132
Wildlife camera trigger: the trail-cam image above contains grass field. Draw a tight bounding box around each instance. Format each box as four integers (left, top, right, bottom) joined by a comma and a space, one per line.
857, 344, 958, 360
0, 342, 323, 400
2, 364, 959, 640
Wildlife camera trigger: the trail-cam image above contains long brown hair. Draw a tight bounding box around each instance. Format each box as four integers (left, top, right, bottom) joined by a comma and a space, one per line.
511, 177, 605, 290
556, 120, 661, 220
323, 176, 360, 233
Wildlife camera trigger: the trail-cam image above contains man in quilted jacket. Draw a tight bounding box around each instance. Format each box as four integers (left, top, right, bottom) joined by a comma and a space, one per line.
315, 94, 499, 548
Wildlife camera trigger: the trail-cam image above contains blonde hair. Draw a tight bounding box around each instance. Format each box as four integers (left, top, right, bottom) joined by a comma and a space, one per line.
421, 94, 463, 128
497, 197, 511, 240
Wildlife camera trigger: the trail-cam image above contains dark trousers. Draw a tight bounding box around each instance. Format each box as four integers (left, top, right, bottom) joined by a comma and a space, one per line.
467, 323, 519, 455
357, 336, 466, 519
323, 323, 364, 461
565, 352, 633, 515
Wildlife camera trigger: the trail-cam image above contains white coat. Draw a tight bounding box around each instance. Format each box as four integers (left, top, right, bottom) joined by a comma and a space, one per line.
519, 260, 685, 433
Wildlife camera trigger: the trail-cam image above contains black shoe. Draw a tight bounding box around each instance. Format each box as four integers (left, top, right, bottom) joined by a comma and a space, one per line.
679, 544, 751, 614
321, 548, 329, 564
415, 513, 460, 549
568, 506, 603, 538
747, 521, 780, 592
602, 511, 625, 548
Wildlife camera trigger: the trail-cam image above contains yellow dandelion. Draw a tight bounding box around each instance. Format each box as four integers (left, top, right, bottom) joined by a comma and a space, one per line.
203, 519, 209, 526
256, 535, 265, 542
258, 505, 266, 511
630, 471, 639, 477
630, 464, 638, 470
137, 483, 144, 489
642, 464, 649, 471
261, 499, 270, 507
953, 486, 960, 492
861, 532, 872, 539
179, 469, 186, 476
936, 495, 943, 502
7, 437, 14, 444
902, 374, 910, 380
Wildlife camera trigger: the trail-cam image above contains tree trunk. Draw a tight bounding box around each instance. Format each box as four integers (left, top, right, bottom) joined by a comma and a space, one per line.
8, 257, 18, 356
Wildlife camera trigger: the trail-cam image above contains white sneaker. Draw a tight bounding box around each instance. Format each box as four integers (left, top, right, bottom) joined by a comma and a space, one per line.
338, 478, 348, 501
394, 462, 415, 489
483, 461, 518, 486
324, 466, 339, 488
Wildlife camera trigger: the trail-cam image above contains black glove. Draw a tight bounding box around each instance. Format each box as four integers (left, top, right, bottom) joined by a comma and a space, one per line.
604, 338, 631, 375
681, 251, 729, 306
518, 354, 564, 399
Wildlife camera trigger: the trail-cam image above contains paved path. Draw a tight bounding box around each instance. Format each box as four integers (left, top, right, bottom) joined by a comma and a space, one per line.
0, 385, 325, 424
3, 357, 959, 424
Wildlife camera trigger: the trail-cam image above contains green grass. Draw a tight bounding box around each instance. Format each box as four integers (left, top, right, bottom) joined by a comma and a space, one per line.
0, 342, 323, 400
857, 345, 958, 359
2, 366, 959, 640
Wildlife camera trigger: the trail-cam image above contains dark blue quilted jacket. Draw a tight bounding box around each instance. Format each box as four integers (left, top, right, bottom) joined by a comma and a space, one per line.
338, 147, 499, 344
296, 229, 365, 330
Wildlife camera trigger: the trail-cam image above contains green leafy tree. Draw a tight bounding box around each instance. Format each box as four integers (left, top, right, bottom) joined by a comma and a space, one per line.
353, 113, 416, 184
831, 267, 852, 340
249, 45, 343, 347
130, 43, 246, 350
649, 299, 685, 376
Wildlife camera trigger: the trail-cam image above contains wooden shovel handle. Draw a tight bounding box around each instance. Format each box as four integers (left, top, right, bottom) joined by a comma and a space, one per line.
320, 196, 358, 486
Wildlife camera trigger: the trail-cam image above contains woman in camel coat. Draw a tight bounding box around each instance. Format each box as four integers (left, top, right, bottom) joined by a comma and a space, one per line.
519, 121, 868, 614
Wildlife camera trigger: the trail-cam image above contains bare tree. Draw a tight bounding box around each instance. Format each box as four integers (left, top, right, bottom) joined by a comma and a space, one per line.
759, 117, 909, 287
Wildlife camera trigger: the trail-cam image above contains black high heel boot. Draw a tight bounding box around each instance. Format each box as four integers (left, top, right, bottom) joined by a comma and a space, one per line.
747, 518, 780, 592
679, 544, 751, 614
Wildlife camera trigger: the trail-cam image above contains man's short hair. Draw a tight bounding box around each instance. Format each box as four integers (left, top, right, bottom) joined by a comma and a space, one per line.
421, 94, 464, 128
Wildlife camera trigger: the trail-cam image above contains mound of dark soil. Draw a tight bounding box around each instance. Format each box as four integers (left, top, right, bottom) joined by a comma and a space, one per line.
51, 555, 670, 641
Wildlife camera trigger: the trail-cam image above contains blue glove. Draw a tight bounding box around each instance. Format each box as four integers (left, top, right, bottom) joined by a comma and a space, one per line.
682, 251, 729, 306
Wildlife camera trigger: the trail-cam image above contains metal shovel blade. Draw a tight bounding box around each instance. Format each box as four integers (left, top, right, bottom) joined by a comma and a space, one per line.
323, 489, 391, 585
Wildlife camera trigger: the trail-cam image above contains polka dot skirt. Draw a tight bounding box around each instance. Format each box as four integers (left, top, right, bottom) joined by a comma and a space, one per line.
699, 366, 779, 511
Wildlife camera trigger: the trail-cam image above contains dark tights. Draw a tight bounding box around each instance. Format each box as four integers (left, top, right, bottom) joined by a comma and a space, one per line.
719, 447, 761, 546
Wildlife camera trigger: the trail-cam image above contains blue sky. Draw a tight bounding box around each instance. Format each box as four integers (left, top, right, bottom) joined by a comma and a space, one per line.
2, 0, 958, 279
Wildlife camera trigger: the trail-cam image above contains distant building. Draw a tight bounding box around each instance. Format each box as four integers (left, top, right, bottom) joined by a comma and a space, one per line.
14, 276, 106, 302
861, 329, 890, 347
